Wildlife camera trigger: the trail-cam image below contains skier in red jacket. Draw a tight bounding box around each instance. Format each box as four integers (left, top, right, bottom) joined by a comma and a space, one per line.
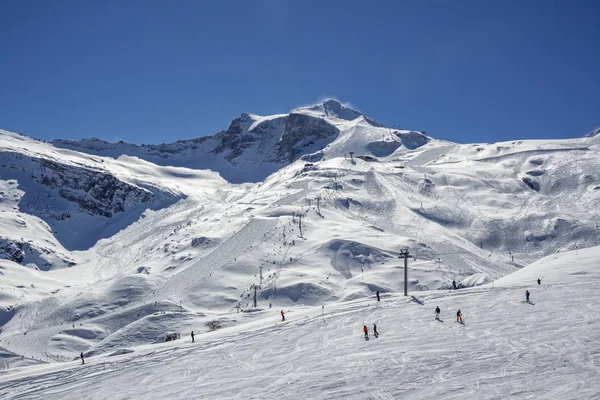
363, 325, 369, 338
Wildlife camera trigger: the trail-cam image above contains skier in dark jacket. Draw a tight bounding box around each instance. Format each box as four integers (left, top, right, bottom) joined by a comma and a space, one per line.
80, 352, 85, 365
456, 310, 463, 323
191, 331, 195, 343
376, 290, 380, 302
537, 278, 541, 285
525, 290, 530, 303
373, 324, 378, 337
435, 306, 441, 320
452, 280, 457, 290
281, 310, 285, 321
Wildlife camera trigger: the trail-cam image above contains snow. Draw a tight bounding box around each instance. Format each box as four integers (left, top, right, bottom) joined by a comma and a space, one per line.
1, 247, 600, 399
493, 245, 600, 287
1, 101, 600, 398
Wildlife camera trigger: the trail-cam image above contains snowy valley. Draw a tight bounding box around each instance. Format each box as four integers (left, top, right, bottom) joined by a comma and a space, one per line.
0, 100, 599, 399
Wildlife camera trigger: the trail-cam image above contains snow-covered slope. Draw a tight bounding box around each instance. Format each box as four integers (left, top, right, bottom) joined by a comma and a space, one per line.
493, 244, 600, 287
1, 101, 599, 398
1, 246, 599, 399
0, 130, 226, 253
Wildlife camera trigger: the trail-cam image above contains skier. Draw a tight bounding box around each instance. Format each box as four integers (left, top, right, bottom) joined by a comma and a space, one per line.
373, 324, 378, 338
191, 331, 195, 343
363, 325, 369, 338
537, 278, 541, 285
281, 310, 285, 321
452, 280, 457, 290
456, 310, 463, 324
80, 352, 85, 365
435, 306, 441, 320
376, 290, 380, 302
525, 290, 530, 303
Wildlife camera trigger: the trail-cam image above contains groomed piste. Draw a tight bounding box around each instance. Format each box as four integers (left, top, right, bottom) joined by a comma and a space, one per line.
1, 246, 599, 399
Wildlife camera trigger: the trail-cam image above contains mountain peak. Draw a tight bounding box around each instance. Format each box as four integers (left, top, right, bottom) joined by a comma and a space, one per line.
293, 99, 385, 127
322, 99, 344, 113
293, 99, 358, 119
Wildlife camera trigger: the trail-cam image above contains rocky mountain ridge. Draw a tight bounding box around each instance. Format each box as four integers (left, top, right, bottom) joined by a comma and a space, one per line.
52, 100, 429, 183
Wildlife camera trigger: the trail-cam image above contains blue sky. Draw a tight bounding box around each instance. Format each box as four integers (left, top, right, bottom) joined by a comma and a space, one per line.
1, 0, 598, 144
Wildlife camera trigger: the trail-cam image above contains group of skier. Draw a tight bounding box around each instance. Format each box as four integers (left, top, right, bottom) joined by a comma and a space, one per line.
524, 278, 541, 303
364, 290, 382, 337
433, 306, 463, 323
369, 277, 542, 334
363, 324, 378, 338
175, 278, 544, 355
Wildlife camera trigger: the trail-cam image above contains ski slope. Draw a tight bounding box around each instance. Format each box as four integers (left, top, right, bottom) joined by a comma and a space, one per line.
1, 247, 599, 399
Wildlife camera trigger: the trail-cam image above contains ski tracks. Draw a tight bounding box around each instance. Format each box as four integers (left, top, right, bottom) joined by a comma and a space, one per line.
3, 282, 600, 399
161, 217, 278, 297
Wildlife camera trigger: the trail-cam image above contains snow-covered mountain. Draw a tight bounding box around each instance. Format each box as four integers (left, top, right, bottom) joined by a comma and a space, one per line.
52, 100, 430, 183
1, 100, 599, 398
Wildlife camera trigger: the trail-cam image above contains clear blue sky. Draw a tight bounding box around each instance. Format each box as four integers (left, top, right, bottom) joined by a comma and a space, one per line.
1, 0, 598, 144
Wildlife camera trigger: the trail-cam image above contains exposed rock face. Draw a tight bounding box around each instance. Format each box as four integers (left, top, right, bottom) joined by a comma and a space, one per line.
0, 240, 24, 263
213, 113, 259, 161
211, 112, 340, 164
50, 100, 430, 183
277, 113, 339, 162
585, 128, 600, 138
395, 131, 429, 149
1, 154, 155, 218
0, 237, 75, 270
0, 151, 180, 251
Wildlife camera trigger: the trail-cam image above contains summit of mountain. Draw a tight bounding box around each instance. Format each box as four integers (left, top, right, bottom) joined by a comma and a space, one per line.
51, 100, 431, 183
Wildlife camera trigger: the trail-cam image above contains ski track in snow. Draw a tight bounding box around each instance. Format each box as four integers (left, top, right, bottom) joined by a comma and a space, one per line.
1, 281, 599, 400
404, 145, 456, 172
160, 217, 278, 298
160, 186, 307, 300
